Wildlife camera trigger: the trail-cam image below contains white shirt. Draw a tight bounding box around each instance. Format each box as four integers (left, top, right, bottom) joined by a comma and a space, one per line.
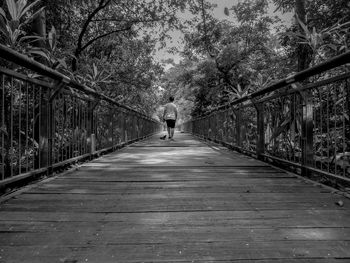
163, 102, 178, 120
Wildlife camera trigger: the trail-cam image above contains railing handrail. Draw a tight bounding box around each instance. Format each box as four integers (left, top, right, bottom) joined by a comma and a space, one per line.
0, 43, 157, 122
184, 52, 350, 188
0, 43, 162, 188
196, 51, 350, 118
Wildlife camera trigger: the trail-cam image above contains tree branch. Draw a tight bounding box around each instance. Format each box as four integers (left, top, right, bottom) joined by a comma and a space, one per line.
200, 0, 216, 58
91, 17, 164, 24
73, 0, 112, 71
80, 25, 132, 52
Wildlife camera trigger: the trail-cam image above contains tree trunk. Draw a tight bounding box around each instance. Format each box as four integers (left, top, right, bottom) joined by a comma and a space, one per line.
72, 53, 78, 72
295, 0, 314, 177
32, 10, 50, 170
295, 0, 312, 71
31, 10, 46, 49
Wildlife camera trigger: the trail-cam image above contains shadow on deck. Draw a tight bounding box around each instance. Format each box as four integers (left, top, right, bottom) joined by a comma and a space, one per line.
0, 132, 349, 262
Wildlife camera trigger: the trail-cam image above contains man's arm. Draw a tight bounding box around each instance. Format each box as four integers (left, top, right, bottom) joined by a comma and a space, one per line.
162, 105, 167, 121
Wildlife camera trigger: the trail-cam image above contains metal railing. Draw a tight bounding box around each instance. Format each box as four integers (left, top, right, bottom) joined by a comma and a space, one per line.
0, 44, 162, 188
184, 52, 350, 186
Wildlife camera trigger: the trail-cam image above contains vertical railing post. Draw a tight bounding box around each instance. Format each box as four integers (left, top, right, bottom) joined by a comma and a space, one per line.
197, 119, 200, 136
47, 82, 65, 174
135, 114, 138, 140
47, 94, 54, 175
213, 113, 216, 140
137, 115, 140, 139
255, 102, 265, 160
235, 106, 242, 149
134, 113, 137, 140
207, 114, 211, 139
117, 109, 122, 145
133, 113, 137, 140
124, 111, 128, 143
110, 106, 114, 149
87, 100, 98, 157
301, 91, 314, 176
39, 90, 49, 171
131, 112, 135, 141
87, 101, 92, 157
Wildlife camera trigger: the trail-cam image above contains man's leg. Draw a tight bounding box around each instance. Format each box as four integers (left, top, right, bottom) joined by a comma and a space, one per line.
167, 126, 171, 138
170, 128, 175, 139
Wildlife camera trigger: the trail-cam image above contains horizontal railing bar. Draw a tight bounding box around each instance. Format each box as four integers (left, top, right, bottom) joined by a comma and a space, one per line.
304, 166, 350, 185
255, 88, 297, 105
248, 51, 350, 98
196, 51, 350, 118
302, 71, 350, 91
256, 72, 350, 104
51, 153, 92, 169
0, 67, 97, 102
0, 44, 69, 82
261, 153, 350, 185
261, 153, 302, 168
0, 67, 53, 88
58, 88, 94, 102
0, 44, 158, 123
0, 168, 48, 188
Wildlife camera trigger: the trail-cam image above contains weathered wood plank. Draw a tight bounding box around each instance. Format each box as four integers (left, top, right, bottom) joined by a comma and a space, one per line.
1, 241, 350, 262
0, 132, 349, 262
1, 227, 350, 246
15, 192, 342, 201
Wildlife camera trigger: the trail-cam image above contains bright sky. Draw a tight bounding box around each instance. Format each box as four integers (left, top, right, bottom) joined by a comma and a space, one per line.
154, 0, 293, 68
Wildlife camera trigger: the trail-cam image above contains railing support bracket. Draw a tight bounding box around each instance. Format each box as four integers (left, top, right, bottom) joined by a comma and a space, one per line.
49, 81, 66, 102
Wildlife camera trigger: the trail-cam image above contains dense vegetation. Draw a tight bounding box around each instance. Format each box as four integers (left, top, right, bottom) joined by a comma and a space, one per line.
0, 0, 204, 115
0, 0, 349, 183
0, 0, 349, 120
160, 0, 350, 123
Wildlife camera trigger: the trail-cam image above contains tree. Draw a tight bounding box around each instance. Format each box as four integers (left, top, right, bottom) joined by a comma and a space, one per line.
41, 0, 201, 72
0, 0, 44, 49
32, 0, 212, 114
275, 0, 350, 67
182, 0, 280, 114
295, 0, 312, 71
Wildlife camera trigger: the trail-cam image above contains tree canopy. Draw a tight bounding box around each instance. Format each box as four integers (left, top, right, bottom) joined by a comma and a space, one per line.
159, 0, 350, 119
0, 0, 349, 119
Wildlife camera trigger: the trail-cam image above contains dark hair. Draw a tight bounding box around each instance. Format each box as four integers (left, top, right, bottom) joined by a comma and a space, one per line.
169, 96, 174, 102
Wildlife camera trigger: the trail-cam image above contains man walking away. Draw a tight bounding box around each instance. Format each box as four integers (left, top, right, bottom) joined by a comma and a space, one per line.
162, 96, 178, 140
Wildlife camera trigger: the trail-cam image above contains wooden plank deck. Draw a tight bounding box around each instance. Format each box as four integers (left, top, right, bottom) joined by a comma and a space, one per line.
0, 132, 349, 263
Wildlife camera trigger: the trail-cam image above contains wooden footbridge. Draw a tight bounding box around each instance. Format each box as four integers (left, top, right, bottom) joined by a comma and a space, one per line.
1, 132, 349, 262
1, 45, 350, 262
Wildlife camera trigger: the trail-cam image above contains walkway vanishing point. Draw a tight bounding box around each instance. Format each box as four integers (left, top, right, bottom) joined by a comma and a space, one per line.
0, 132, 349, 263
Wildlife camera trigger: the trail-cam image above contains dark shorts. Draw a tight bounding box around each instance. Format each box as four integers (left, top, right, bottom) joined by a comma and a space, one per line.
166, 119, 176, 128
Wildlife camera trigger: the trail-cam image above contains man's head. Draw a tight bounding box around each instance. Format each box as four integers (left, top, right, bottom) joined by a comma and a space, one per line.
169, 96, 174, 102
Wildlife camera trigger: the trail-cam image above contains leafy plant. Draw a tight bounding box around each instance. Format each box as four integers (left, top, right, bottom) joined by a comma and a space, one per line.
229, 83, 252, 99
27, 26, 68, 70
0, 0, 45, 48
285, 15, 350, 61
86, 63, 112, 90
